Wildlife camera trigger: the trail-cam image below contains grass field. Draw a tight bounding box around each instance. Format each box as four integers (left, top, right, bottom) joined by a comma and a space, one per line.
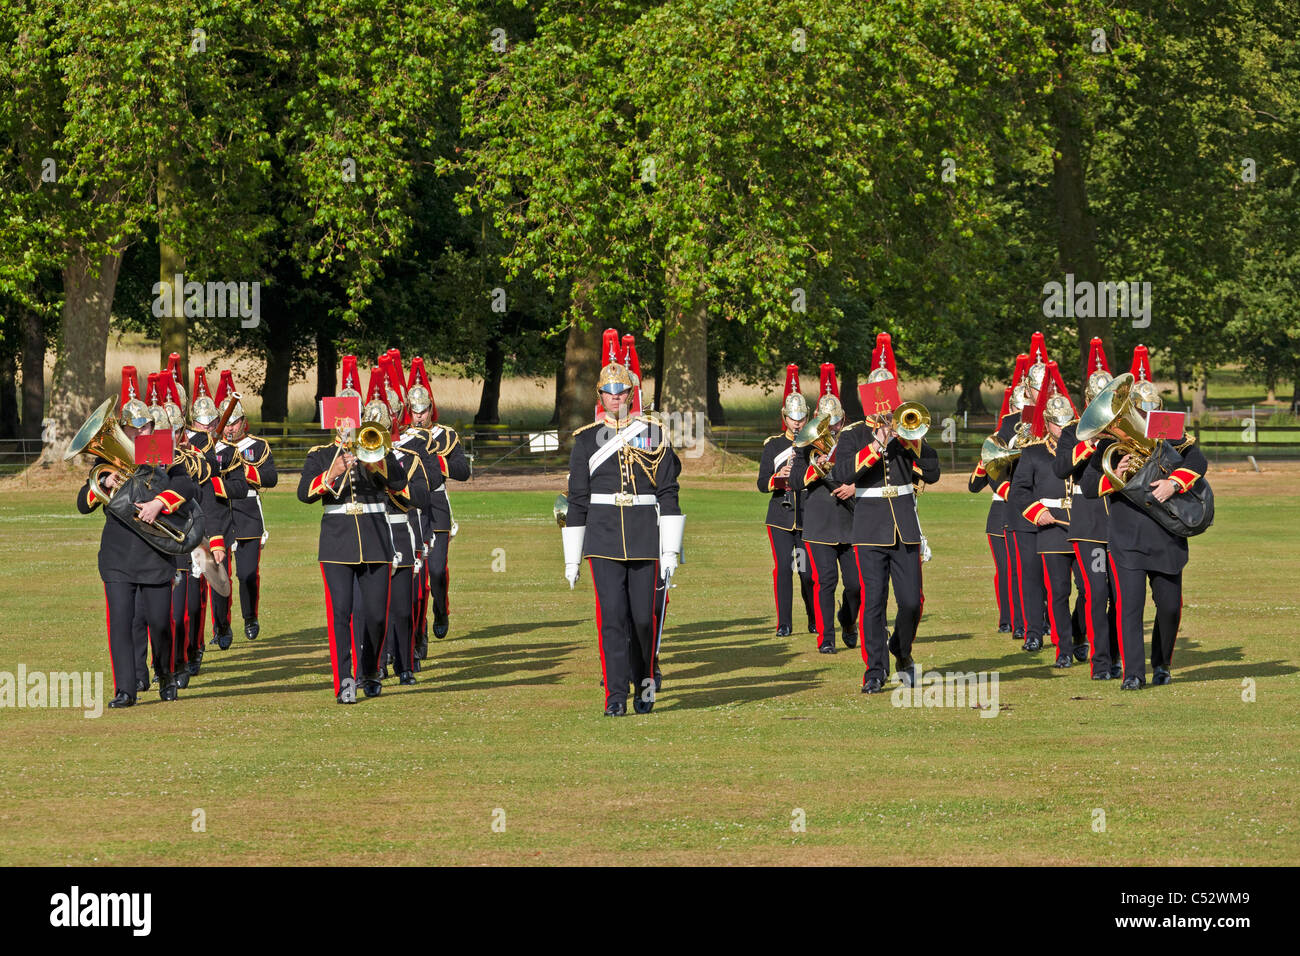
1, 475, 1297, 865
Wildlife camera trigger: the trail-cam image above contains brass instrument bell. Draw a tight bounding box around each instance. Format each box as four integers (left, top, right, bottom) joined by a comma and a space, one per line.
894, 401, 930, 441
1076, 372, 1157, 487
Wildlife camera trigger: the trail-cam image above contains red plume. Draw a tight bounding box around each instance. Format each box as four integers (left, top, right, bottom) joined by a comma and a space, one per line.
621, 334, 643, 416
216, 370, 237, 405
1087, 337, 1110, 374
999, 386, 1014, 419
819, 363, 840, 399
1130, 344, 1152, 382
1030, 367, 1050, 438
339, 355, 361, 394
601, 329, 621, 368
192, 367, 212, 401
780, 364, 801, 429
1046, 360, 1077, 416
120, 366, 141, 409
364, 365, 386, 405
874, 333, 898, 378
1028, 331, 1050, 365
386, 349, 406, 392
145, 372, 160, 405
161, 370, 183, 407
407, 356, 431, 391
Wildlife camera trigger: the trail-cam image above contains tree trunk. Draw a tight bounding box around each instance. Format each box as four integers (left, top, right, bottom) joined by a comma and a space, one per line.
39, 247, 124, 465
1173, 358, 1185, 407
475, 336, 504, 425
313, 332, 337, 423
957, 367, 987, 415
660, 271, 712, 447
841, 365, 862, 422
158, 160, 188, 384
1049, 52, 1110, 385
653, 325, 665, 410
1265, 372, 1277, 404
706, 348, 725, 425
21, 303, 45, 440
1191, 367, 1208, 417
0, 351, 17, 439
549, 361, 562, 426
556, 277, 602, 439
261, 318, 292, 423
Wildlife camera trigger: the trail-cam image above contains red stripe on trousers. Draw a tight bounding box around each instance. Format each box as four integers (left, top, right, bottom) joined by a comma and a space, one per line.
320, 564, 342, 696
808, 544, 825, 645
1042, 554, 1059, 647
103, 584, 117, 692
1108, 554, 1126, 673
1072, 543, 1096, 655
987, 535, 1004, 617
588, 558, 608, 707
854, 546, 871, 676
1011, 532, 1028, 632
766, 527, 781, 622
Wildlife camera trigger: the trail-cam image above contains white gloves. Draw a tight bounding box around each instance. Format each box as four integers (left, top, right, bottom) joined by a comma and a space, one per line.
562, 526, 586, 590
659, 514, 685, 581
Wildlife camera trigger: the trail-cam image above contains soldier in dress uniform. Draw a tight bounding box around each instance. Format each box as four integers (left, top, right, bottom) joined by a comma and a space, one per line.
831, 335, 940, 693
1010, 363, 1085, 666
969, 383, 1017, 634
215, 370, 278, 642
188, 367, 246, 653
790, 364, 860, 654
75, 367, 197, 707
757, 365, 816, 637
298, 377, 408, 703
1054, 338, 1122, 679
403, 356, 470, 649
561, 359, 684, 716
1080, 347, 1207, 689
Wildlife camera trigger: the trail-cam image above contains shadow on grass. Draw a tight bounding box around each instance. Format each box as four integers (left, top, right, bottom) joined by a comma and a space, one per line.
454, 619, 587, 643
658, 669, 825, 711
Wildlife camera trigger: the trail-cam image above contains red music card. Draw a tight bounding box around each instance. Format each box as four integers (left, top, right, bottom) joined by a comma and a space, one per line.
135, 432, 174, 466
321, 396, 362, 431
858, 379, 901, 418
1145, 410, 1185, 441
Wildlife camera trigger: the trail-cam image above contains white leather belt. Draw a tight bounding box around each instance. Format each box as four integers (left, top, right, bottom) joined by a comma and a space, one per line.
386, 513, 410, 525
246, 489, 258, 498
324, 502, 386, 516
1040, 498, 1066, 508
590, 493, 657, 506
992, 493, 1005, 502
856, 484, 913, 499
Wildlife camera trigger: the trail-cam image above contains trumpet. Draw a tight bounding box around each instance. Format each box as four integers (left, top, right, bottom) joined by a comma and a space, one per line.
1076, 372, 1155, 487
894, 401, 930, 441
355, 422, 393, 471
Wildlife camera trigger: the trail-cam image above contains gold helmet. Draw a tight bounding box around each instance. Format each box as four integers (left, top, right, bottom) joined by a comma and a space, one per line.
782, 392, 809, 422
865, 367, 894, 384
407, 384, 431, 414
815, 393, 843, 425
1026, 361, 1048, 391
1044, 393, 1076, 428
361, 398, 392, 430
1085, 369, 1114, 405
1010, 383, 1031, 413
191, 395, 219, 426
596, 361, 635, 396
1131, 379, 1162, 411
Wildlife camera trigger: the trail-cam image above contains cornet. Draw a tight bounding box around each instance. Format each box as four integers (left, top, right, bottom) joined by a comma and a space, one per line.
894, 401, 930, 441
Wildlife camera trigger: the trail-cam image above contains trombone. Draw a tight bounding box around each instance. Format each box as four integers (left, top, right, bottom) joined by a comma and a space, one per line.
322, 421, 392, 495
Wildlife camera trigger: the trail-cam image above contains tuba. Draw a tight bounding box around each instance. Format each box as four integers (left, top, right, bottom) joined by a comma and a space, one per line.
1077, 373, 1213, 537
65, 397, 204, 552
793, 413, 836, 479
980, 434, 1021, 485
894, 401, 930, 441
1076, 373, 1156, 487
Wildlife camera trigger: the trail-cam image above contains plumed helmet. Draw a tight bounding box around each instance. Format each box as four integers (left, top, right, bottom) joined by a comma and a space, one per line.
362, 398, 392, 429
1010, 383, 1030, 413
406, 385, 432, 414
1131, 379, 1162, 411
815, 393, 844, 425
1026, 361, 1048, 391
1085, 369, 1114, 405
596, 361, 635, 395
1044, 393, 1076, 428
782, 392, 809, 421
191, 395, 219, 426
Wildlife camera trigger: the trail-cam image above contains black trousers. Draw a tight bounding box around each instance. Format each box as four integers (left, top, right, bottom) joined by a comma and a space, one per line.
186, 568, 209, 663
854, 541, 923, 683
589, 557, 659, 709
766, 526, 815, 631
1109, 557, 1183, 683
1040, 551, 1075, 657
1009, 530, 1046, 641
209, 550, 234, 634
988, 534, 1012, 630
806, 541, 861, 649
232, 538, 262, 622
428, 531, 450, 620
385, 566, 415, 674
1072, 542, 1117, 676
109, 581, 171, 696
169, 568, 194, 669
319, 562, 391, 695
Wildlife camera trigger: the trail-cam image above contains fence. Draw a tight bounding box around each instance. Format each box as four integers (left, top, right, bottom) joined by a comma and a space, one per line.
5, 422, 1299, 478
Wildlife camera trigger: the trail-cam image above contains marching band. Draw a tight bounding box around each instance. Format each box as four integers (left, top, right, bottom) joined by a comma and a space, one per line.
67, 328, 1211, 712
